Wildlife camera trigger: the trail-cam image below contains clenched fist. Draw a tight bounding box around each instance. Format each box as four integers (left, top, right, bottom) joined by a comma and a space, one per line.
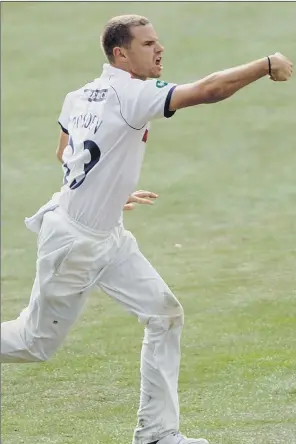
269, 52, 293, 81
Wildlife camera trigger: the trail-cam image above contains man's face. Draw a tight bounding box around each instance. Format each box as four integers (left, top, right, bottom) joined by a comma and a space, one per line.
124, 24, 164, 80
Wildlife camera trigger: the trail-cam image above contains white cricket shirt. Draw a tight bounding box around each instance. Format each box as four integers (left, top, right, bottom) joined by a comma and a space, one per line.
57, 64, 177, 231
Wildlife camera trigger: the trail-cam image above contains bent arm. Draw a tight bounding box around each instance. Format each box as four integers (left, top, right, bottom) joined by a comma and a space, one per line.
56, 130, 69, 163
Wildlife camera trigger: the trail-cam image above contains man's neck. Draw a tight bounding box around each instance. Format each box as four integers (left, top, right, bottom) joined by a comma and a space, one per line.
110, 63, 147, 81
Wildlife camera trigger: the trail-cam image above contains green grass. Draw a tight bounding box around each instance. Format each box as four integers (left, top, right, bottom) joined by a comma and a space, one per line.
2, 2, 296, 443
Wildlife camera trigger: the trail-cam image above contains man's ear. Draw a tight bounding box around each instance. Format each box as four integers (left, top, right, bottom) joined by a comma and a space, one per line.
113, 46, 127, 61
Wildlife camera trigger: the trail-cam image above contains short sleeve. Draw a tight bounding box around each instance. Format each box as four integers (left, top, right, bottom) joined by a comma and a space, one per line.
113, 79, 177, 130
58, 92, 74, 134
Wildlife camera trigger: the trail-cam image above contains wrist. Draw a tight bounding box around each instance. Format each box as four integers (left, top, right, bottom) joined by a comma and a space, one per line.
258, 57, 271, 76
266, 55, 272, 77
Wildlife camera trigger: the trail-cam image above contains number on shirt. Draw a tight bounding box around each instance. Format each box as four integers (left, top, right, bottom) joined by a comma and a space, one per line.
63, 137, 101, 189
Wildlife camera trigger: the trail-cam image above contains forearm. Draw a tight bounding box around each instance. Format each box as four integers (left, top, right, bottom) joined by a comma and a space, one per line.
195, 57, 269, 103
56, 130, 69, 163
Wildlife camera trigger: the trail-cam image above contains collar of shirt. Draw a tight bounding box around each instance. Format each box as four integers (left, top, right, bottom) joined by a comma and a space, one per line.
101, 64, 133, 80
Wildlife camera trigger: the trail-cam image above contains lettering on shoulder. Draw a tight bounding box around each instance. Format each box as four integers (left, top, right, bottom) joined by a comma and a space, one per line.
84, 88, 108, 103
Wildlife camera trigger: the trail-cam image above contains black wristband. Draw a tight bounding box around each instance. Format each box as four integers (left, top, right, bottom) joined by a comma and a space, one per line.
267, 56, 272, 76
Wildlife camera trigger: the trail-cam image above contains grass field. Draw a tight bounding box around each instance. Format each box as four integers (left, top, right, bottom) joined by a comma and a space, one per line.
2, 2, 296, 443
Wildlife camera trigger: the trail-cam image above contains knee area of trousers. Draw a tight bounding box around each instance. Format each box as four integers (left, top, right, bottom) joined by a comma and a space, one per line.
26, 336, 61, 362
30, 353, 49, 363
148, 298, 184, 331
170, 304, 184, 328
146, 311, 184, 331
163, 290, 184, 320
26, 344, 54, 362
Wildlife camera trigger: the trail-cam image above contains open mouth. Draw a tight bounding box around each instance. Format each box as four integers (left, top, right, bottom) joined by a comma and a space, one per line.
155, 57, 162, 66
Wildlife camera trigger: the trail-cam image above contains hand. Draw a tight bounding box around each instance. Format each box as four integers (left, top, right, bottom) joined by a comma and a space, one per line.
269, 52, 293, 81
123, 190, 159, 211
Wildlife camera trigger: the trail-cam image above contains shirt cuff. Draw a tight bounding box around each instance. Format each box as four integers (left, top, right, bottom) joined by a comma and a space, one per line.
58, 121, 69, 134
164, 85, 177, 118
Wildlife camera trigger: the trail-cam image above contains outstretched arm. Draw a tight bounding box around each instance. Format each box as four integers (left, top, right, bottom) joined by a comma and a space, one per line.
169, 52, 293, 110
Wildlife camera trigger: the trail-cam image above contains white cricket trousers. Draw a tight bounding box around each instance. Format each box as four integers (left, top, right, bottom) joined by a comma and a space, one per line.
1, 208, 184, 444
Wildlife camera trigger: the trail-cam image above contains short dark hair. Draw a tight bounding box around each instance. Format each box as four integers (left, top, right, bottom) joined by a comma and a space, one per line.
101, 14, 150, 62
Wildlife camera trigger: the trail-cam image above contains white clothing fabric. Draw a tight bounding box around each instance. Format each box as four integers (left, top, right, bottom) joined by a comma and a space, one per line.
57, 64, 176, 231
1, 65, 186, 444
